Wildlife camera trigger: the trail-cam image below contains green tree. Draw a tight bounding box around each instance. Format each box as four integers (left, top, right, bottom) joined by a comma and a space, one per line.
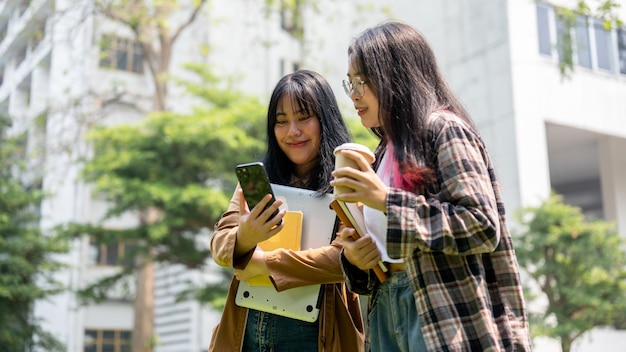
84, 1, 341, 347
515, 191, 626, 352
57, 62, 266, 344
344, 115, 379, 152
51, 0, 212, 345
0, 116, 69, 352
77, 64, 266, 267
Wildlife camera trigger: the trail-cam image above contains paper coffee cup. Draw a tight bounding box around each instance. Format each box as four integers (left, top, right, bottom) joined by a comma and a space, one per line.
333, 143, 375, 195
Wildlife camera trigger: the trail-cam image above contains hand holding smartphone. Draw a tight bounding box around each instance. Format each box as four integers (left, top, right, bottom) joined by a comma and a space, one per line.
235, 162, 282, 224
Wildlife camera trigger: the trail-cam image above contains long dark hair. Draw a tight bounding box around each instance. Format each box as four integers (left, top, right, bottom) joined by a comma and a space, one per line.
348, 21, 473, 186
263, 70, 351, 194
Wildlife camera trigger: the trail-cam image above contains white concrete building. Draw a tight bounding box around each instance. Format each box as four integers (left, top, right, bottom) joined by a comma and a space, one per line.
390, 2, 626, 351
1, 0, 625, 351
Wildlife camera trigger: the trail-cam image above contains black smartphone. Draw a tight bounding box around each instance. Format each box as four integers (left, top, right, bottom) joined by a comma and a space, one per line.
235, 162, 281, 222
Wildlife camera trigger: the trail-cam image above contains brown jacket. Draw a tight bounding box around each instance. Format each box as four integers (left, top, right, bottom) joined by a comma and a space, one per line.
209, 187, 365, 352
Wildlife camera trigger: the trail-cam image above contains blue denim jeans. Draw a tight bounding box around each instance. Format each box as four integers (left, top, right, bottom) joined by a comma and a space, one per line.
368, 271, 428, 352
243, 309, 318, 352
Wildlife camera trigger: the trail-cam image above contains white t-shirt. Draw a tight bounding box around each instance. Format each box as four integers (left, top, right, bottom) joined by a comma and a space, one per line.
363, 151, 404, 264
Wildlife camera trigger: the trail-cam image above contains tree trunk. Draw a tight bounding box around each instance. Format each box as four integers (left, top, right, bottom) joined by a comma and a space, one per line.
561, 336, 572, 352
132, 260, 154, 352
153, 38, 172, 111
132, 208, 161, 352
154, 79, 167, 111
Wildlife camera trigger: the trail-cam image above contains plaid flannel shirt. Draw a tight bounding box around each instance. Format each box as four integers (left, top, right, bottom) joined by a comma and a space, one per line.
342, 110, 532, 351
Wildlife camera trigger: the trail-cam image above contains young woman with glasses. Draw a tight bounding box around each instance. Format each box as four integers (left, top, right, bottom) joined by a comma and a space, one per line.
331, 21, 532, 351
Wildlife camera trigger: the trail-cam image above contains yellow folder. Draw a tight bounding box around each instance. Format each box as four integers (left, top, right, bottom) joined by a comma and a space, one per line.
247, 211, 303, 286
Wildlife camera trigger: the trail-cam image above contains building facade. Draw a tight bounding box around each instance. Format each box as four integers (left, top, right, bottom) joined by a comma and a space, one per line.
392, 1, 626, 350
1, 0, 625, 351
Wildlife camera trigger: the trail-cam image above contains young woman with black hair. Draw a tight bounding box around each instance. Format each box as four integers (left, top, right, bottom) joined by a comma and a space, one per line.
332, 21, 532, 352
210, 70, 364, 352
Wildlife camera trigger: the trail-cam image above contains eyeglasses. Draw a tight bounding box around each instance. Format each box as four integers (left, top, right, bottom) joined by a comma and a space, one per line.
342, 77, 367, 97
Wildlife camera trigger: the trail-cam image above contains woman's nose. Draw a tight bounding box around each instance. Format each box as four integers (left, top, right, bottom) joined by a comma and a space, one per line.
287, 121, 302, 136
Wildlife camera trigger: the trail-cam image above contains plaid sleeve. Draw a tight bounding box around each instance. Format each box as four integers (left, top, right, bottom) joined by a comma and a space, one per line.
387, 112, 502, 259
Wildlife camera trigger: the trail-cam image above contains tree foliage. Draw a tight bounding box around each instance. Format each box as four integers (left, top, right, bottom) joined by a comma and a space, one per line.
0, 116, 69, 352
514, 191, 626, 352
344, 115, 379, 151
94, 0, 209, 111
58, 63, 266, 303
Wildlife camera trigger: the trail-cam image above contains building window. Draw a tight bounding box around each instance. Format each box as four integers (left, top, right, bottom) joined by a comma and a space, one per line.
536, 4, 552, 55
279, 59, 301, 77
84, 329, 131, 352
89, 239, 133, 267
17, 76, 31, 108
537, 3, 626, 76
555, 15, 568, 63
17, 0, 29, 17
0, 21, 7, 42
575, 16, 592, 68
99, 36, 144, 74
31, 21, 46, 50
280, 0, 303, 38
15, 45, 27, 65
594, 20, 614, 71
618, 28, 626, 75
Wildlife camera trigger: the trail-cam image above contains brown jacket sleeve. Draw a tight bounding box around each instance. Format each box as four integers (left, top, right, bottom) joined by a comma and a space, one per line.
210, 185, 255, 269
210, 186, 344, 291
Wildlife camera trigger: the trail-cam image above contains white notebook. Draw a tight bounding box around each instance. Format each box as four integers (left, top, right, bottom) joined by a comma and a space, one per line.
234, 184, 336, 322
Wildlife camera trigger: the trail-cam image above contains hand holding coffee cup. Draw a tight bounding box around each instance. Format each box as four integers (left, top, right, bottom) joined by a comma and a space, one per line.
333, 143, 376, 195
